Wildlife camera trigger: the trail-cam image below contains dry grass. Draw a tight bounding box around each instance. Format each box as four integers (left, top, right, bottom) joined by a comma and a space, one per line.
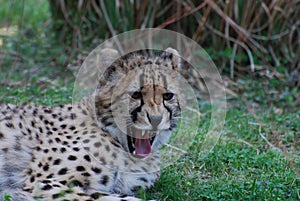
46, 0, 299, 76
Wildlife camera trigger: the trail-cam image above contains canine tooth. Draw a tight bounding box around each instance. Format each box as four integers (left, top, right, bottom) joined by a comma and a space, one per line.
141, 130, 145, 137
131, 136, 135, 148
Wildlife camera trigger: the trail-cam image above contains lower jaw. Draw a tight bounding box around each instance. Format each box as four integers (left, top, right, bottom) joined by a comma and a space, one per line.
127, 127, 157, 157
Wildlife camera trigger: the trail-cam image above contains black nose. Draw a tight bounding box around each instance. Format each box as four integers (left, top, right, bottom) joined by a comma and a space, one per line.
147, 114, 162, 130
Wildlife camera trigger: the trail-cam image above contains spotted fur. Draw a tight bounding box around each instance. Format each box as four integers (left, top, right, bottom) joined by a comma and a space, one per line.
0, 48, 184, 201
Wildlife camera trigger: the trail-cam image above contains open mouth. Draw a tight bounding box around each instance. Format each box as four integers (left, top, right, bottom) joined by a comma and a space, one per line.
127, 127, 157, 157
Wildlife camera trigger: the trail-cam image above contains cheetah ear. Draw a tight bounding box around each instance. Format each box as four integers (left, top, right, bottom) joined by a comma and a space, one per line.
162, 47, 182, 72
98, 48, 120, 66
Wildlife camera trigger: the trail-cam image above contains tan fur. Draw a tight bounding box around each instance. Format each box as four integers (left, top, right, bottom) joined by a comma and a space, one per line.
0, 48, 184, 201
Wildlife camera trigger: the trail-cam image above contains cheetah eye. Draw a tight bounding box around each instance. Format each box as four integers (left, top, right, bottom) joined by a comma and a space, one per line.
131, 91, 142, 99
163, 92, 174, 101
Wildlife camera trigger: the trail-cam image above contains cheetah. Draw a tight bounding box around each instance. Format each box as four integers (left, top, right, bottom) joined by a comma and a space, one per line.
0, 48, 185, 201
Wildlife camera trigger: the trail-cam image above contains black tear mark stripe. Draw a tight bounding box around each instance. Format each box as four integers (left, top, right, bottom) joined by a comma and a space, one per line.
163, 102, 172, 120
130, 96, 144, 122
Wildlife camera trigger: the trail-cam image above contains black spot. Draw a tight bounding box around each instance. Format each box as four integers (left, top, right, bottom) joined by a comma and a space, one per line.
52, 114, 57, 118
70, 180, 83, 187
84, 155, 91, 162
52, 147, 57, 152
68, 155, 77, 161
83, 139, 90, 144
30, 176, 35, 183
53, 159, 61, 165
26, 168, 32, 175
100, 175, 109, 186
55, 138, 61, 143
26, 128, 32, 134
105, 145, 110, 152
69, 126, 76, 131
59, 180, 67, 185
138, 177, 148, 183
73, 147, 80, 152
18, 123, 23, 129
60, 147, 66, 153
58, 168, 68, 175
32, 109, 37, 116
81, 172, 90, 177
42, 184, 52, 190
2, 148, 8, 153
46, 173, 54, 179
90, 192, 102, 199
44, 109, 52, 113
0, 132, 4, 139
112, 152, 117, 159
70, 113, 77, 119
60, 124, 67, 129
41, 180, 51, 184
94, 142, 101, 148
82, 110, 88, 115
43, 164, 49, 171
91, 167, 102, 174
76, 166, 85, 171
99, 157, 106, 165
5, 122, 14, 128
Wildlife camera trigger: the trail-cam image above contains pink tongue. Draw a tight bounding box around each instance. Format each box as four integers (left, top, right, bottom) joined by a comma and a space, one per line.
135, 133, 152, 157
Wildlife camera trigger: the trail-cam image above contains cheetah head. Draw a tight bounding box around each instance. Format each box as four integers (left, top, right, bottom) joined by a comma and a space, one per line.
95, 48, 185, 157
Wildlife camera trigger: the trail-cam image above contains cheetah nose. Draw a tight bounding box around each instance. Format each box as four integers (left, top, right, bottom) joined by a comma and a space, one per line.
147, 115, 162, 130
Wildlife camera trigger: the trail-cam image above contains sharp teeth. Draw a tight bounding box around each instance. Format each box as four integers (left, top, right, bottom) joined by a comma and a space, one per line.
131, 136, 135, 148
141, 130, 145, 137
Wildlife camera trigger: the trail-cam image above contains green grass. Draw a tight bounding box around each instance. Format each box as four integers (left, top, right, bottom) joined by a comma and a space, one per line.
0, 0, 50, 28
139, 78, 299, 200
0, 1, 299, 201
1, 68, 299, 201
142, 108, 299, 200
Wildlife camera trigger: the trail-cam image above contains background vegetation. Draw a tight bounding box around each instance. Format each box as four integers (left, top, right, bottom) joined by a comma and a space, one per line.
0, 0, 299, 200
